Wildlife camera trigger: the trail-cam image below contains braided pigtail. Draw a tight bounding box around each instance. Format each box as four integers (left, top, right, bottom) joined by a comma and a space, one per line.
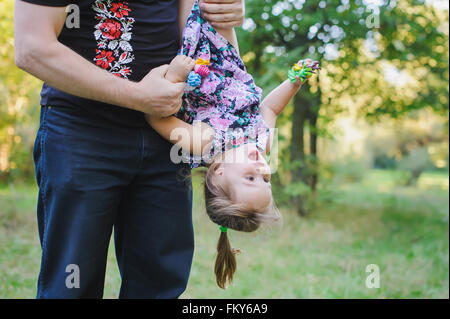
204, 164, 280, 289
214, 227, 241, 289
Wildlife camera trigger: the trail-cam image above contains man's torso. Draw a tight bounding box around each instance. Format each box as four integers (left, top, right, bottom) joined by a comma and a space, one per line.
24, 0, 180, 127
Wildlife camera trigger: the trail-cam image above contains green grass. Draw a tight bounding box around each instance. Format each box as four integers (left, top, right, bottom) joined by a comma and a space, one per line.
0, 170, 448, 298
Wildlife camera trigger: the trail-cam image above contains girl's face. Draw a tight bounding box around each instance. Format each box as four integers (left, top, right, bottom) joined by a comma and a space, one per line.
213, 144, 272, 210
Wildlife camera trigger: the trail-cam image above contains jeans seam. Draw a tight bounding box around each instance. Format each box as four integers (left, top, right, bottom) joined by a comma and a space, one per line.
139, 128, 145, 169
119, 213, 129, 298
37, 106, 50, 298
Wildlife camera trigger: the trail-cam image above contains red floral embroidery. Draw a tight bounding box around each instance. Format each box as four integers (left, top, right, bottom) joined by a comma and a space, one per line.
99, 19, 121, 40
111, 3, 130, 18
93, 1, 135, 78
95, 50, 115, 69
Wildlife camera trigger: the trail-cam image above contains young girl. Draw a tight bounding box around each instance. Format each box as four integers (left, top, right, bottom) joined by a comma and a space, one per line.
146, 0, 320, 289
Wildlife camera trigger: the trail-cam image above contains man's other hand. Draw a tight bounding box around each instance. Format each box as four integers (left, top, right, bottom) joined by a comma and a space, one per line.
200, 0, 245, 29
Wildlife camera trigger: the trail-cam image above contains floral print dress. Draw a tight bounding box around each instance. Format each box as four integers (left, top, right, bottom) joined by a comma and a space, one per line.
174, 0, 270, 168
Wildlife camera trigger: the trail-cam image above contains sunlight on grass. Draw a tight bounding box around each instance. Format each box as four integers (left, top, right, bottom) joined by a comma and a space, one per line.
418, 171, 449, 190
0, 170, 448, 298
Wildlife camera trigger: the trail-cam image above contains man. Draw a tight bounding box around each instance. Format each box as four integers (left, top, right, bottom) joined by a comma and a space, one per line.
14, 0, 245, 298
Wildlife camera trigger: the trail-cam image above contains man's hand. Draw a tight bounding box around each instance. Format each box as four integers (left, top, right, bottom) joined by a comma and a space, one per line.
14, 1, 184, 118
200, 0, 245, 29
134, 65, 186, 118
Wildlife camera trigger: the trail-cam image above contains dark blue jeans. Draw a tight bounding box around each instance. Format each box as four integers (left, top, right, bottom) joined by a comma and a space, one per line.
33, 105, 194, 298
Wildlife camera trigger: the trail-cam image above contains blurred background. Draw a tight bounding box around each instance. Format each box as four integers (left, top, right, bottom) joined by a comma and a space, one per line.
0, 0, 448, 298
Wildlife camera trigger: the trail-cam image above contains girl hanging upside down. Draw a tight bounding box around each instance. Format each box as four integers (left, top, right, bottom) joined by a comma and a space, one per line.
145, 0, 320, 289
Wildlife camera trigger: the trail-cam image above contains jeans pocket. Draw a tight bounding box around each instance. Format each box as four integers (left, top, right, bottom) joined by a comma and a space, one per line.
33, 106, 50, 185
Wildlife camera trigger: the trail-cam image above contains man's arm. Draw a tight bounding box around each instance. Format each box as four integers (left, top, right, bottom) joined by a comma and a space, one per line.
14, 1, 185, 117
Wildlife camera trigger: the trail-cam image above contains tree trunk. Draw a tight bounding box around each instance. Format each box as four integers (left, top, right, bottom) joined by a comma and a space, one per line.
291, 93, 310, 216
308, 87, 321, 193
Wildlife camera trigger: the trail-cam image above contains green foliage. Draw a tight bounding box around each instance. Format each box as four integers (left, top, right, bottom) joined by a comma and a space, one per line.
398, 146, 433, 171
238, 0, 449, 118
0, 0, 42, 184
327, 155, 369, 184
397, 146, 434, 185
283, 180, 311, 197
236, 0, 449, 212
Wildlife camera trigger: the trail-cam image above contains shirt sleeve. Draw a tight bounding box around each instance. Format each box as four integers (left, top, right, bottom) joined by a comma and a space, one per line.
20, 0, 73, 6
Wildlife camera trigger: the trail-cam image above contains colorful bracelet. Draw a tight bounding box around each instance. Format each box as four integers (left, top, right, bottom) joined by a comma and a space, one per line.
288, 59, 321, 83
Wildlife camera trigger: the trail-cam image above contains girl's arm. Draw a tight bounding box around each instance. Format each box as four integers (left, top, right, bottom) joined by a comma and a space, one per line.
179, 0, 196, 43
260, 79, 303, 129
214, 27, 239, 54
260, 79, 304, 152
145, 115, 215, 156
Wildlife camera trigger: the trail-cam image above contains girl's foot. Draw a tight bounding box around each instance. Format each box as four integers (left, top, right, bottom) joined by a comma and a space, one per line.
166, 55, 196, 83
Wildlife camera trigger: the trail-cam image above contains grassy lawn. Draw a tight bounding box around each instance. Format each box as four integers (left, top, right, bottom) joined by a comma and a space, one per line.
0, 169, 448, 298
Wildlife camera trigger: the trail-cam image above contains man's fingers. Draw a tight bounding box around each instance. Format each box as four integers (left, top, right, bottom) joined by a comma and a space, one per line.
173, 82, 187, 94
170, 83, 186, 112
203, 12, 239, 23
201, 0, 237, 6
210, 21, 242, 29
166, 83, 186, 110
152, 64, 170, 77
200, 0, 245, 28
200, 2, 238, 14
159, 98, 182, 117
169, 99, 183, 114
202, 0, 237, 3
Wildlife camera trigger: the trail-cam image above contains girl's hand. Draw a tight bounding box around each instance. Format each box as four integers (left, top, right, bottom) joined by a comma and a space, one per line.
292, 76, 305, 88
200, 0, 245, 29
288, 59, 320, 86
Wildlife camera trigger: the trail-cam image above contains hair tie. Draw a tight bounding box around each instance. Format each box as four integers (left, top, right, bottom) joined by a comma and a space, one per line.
219, 226, 228, 233
196, 56, 210, 66
187, 71, 202, 88
195, 64, 210, 77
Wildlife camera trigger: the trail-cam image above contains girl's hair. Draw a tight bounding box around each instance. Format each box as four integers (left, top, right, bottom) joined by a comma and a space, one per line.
204, 162, 281, 289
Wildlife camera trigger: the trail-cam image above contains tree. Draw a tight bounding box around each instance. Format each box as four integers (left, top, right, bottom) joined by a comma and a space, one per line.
237, 0, 449, 215
0, 0, 42, 183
